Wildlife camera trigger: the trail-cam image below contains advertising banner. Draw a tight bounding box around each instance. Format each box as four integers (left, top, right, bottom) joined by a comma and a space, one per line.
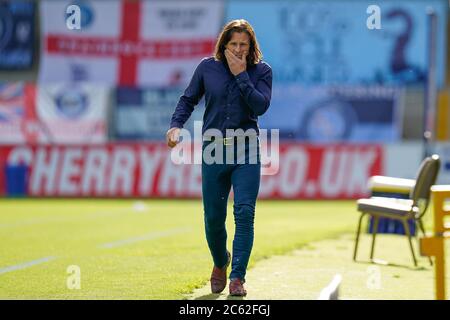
114, 87, 204, 140
0, 1, 35, 69
227, 0, 447, 87
260, 85, 404, 142
39, 0, 224, 86
0, 82, 39, 144
0, 143, 382, 199
36, 84, 110, 144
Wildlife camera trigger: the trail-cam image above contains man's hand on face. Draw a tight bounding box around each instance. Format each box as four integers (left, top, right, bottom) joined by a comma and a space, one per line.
225, 49, 247, 76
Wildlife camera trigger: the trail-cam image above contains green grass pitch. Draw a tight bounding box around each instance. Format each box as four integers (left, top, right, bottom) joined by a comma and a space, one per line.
0, 199, 411, 299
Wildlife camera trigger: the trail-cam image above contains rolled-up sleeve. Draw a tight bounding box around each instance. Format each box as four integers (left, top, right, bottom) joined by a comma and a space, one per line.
235, 64, 272, 116
170, 60, 205, 129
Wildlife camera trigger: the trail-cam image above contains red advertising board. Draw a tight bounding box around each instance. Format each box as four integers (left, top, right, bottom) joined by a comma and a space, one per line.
0, 143, 382, 199
259, 144, 382, 199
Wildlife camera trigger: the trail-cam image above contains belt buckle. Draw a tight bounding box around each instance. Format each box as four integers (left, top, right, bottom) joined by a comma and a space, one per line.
223, 137, 233, 146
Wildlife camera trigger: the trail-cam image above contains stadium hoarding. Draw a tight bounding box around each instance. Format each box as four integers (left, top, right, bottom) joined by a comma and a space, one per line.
259, 85, 405, 142
113, 87, 205, 141
38, 0, 224, 86
36, 84, 110, 144
0, 83, 110, 145
227, 0, 448, 87
0, 143, 382, 199
0, 1, 35, 70
113, 85, 404, 143
259, 143, 383, 199
9, 141, 450, 199
0, 82, 36, 144
225, 0, 449, 143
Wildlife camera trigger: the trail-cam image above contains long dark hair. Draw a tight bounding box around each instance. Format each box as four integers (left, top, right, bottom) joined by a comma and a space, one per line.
214, 19, 263, 66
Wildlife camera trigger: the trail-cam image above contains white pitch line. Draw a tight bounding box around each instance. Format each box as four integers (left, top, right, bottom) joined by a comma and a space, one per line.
0, 256, 56, 275
0, 210, 133, 230
98, 227, 192, 249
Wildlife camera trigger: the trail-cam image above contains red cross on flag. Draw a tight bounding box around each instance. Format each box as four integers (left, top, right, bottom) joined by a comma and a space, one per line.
39, 0, 224, 86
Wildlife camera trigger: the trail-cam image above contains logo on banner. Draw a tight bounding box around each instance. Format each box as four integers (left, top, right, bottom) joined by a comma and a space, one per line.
55, 88, 88, 119
70, 64, 89, 82
300, 99, 356, 142
0, 9, 13, 50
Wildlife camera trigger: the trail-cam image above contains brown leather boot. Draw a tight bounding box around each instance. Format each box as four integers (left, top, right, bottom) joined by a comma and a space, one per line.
210, 251, 231, 294
229, 278, 247, 296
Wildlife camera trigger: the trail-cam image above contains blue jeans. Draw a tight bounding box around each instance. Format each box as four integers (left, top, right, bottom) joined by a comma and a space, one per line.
201, 137, 261, 281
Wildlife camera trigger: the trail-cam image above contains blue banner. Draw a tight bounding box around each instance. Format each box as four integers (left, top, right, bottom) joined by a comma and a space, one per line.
259, 85, 404, 142
0, 1, 35, 70
114, 87, 204, 141
227, 0, 447, 87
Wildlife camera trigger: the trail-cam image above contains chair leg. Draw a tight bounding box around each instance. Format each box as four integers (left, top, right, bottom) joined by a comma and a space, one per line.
417, 219, 433, 266
370, 216, 379, 261
402, 219, 418, 267
353, 212, 366, 261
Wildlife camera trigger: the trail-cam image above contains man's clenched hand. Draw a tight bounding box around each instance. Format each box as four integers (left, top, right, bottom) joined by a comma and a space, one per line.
166, 127, 181, 148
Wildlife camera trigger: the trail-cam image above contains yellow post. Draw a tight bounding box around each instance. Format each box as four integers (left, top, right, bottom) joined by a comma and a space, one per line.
430, 185, 449, 300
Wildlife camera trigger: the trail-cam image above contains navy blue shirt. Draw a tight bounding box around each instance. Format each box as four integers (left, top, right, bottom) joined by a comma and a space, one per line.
170, 57, 272, 136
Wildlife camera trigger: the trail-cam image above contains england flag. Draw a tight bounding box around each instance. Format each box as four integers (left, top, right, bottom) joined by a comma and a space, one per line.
38, 0, 224, 87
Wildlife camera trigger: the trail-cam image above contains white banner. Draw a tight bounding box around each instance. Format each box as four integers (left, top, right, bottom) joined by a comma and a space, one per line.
138, 0, 224, 87
36, 84, 109, 144
39, 0, 224, 86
